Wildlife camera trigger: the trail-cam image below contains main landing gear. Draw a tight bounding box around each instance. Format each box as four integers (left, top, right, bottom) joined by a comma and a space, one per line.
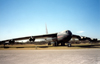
53, 41, 59, 46
52, 42, 72, 47
60, 42, 72, 47
48, 42, 51, 45
61, 42, 65, 46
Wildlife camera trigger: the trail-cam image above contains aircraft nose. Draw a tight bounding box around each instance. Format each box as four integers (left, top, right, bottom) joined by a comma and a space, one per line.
66, 30, 72, 36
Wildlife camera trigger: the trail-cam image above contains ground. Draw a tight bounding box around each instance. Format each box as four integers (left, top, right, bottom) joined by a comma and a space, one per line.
0, 43, 100, 64
0, 43, 100, 50
0, 49, 100, 64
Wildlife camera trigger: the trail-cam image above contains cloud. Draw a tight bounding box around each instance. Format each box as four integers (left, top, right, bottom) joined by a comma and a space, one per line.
77, 31, 84, 33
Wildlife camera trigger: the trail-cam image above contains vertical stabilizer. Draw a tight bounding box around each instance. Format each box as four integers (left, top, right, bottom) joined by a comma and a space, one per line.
45, 23, 48, 34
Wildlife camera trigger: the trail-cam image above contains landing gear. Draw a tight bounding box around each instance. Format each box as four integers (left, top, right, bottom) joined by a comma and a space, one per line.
61, 42, 65, 46
67, 43, 71, 47
53, 42, 56, 46
48, 42, 51, 45
53, 41, 59, 46
4, 43, 5, 48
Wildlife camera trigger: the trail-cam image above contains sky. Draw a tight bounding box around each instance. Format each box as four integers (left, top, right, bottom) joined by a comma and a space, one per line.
0, 0, 100, 41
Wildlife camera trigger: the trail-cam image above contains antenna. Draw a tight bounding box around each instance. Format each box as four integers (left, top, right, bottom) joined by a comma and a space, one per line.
45, 23, 48, 34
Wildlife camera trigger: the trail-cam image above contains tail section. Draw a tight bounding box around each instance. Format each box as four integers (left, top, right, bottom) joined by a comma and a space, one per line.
45, 23, 48, 34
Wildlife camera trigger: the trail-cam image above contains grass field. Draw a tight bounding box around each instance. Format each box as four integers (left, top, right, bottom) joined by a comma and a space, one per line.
0, 43, 100, 50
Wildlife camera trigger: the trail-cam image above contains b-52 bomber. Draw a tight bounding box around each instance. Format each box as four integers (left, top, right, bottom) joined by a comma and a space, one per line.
0, 25, 98, 47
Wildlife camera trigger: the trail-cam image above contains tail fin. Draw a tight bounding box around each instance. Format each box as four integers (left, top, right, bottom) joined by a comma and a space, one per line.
45, 23, 48, 34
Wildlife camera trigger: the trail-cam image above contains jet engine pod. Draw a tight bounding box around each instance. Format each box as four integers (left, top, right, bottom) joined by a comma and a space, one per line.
29, 36, 35, 42
85, 37, 91, 41
9, 39, 15, 44
92, 38, 97, 41
52, 37, 57, 41
79, 36, 86, 40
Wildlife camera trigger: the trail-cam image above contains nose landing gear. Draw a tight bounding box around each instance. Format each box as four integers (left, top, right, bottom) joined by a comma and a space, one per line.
67, 43, 71, 47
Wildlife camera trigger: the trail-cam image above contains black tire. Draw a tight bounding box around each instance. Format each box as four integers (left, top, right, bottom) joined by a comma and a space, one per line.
48, 42, 51, 45
67, 43, 71, 47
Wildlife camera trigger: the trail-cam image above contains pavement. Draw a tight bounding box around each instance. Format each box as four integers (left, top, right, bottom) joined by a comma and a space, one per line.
0, 49, 100, 64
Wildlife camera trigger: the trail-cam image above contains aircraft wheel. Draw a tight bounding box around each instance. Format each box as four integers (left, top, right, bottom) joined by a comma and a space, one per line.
67, 43, 71, 47
48, 42, 51, 45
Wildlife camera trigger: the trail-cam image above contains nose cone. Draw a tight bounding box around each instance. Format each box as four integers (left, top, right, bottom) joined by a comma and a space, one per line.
57, 30, 72, 42
65, 30, 72, 41
66, 30, 72, 36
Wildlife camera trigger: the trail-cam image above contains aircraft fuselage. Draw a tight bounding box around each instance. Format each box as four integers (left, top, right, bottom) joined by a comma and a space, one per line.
51, 30, 72, 46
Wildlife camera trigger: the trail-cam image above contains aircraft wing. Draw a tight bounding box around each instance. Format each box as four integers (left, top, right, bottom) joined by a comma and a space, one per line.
72, 34, 92, 41
0, 33, 57, 42
72, 34, 81, 38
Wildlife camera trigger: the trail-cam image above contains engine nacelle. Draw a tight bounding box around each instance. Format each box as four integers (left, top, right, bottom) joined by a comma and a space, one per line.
78, 36, 87, 40
91, 38, 97, 42
85, 37, 91, 41
9, 39, 15, 44
29, 36, 35, 42
52, 37, 57, 41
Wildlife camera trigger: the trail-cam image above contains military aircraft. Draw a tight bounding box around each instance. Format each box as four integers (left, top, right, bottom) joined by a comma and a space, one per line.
0, 24, 98, 47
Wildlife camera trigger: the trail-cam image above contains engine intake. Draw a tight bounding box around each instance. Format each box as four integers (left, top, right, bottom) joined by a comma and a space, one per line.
29, 36, 35, 42
9, 39, 15, 44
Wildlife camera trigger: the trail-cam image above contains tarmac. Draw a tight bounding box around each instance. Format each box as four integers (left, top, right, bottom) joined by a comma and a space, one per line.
0, 49, 100, 64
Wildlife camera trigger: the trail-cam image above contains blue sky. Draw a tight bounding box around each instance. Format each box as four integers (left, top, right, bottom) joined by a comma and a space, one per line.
0, 0, 100, 40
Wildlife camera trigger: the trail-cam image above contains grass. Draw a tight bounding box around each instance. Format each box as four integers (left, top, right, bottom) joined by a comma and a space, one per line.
0, 43, 100, 50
